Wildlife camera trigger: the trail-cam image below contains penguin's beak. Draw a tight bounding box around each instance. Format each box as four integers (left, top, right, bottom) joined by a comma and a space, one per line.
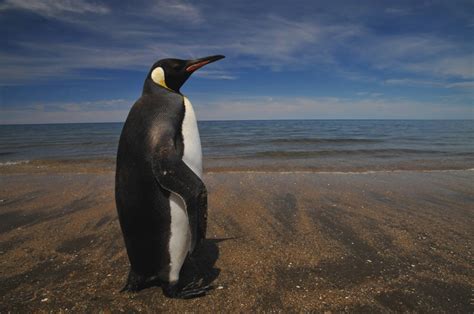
186, 55, 225, 73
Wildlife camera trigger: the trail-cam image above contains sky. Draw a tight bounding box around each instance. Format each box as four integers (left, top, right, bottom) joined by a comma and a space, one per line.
0, 0, 473, 124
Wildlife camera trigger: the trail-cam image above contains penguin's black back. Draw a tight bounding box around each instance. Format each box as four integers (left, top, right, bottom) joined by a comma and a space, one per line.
115, 87, 185, 280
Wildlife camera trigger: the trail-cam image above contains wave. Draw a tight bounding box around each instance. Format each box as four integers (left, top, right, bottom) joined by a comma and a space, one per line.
251, 148, 448, 158
0, 151, 16, 156
269, 138, 383, 144
0, 157, 472, 175
453, 152, 474, 157
0, 160, 30, 166
206, 168, 474, 175
0, 157, 116, 167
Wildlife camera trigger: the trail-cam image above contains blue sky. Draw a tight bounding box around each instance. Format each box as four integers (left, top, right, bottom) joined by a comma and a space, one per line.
0, 0, 473, 124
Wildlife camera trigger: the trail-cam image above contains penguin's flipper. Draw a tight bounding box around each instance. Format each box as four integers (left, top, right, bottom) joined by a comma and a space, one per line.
151, 128, 206, 248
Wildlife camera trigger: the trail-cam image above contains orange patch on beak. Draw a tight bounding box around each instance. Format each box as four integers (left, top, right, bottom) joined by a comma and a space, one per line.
186, 60, 211, 72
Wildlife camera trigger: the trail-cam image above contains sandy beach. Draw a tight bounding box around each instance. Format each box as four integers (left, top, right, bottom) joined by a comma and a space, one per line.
0, 163, 472, 312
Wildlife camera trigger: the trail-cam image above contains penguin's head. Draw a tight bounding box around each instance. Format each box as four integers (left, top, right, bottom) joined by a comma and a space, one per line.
147, 55, 225, 93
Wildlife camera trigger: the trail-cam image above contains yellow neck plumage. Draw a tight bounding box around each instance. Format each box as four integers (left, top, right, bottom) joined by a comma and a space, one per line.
151, 67, 173, 91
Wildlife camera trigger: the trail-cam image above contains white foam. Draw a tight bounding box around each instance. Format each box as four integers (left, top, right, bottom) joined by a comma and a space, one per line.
0, 160, 30, 166
205, 168, 474, 175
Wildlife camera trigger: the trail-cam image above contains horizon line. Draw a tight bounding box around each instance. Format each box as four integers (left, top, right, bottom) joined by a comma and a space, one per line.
1, 118, 473, 126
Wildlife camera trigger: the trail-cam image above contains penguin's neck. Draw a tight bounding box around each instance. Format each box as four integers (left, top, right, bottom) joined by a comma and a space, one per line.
143, 66, 181, 96
143, 79, 181, 96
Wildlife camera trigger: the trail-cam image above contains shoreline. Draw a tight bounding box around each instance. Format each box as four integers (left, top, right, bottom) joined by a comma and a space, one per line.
1, 158, 473, 175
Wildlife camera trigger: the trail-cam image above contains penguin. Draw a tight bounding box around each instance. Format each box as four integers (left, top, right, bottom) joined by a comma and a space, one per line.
115, 55, 225, 298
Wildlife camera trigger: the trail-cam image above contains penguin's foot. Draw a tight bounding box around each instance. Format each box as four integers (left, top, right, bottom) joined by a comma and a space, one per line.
162, 282, 213, 299
120, 270, 148, 292
182, 278, 204, 290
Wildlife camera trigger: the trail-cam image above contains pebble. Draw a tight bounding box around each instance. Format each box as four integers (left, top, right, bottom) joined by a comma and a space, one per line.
41, 298, 48, 302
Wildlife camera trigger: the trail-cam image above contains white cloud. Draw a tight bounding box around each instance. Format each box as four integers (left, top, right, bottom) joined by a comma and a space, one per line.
356, 92, 384, 97
230, 16, 320, 60
409, 55, 474, 79
445, 81, 474, 89
2, 94, 472, 124
0, 108, 129, 124
222, 15, 364, 70
0, 2, 471, 91
384, 7, 412, 16
384, 78, 444, 87
153, 0, 202, 24
193, 69, 237, 80
52, 98, 131, 111
195, 95, 473, 120
0, 99, 132, 124
0, 40, 230, 83
356, 34, 473, 80
0, 0, 109, 16
377, 36, 453, 60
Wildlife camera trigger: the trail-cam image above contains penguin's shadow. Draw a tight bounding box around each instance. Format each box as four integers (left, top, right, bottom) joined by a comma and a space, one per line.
180, 238, 232, 289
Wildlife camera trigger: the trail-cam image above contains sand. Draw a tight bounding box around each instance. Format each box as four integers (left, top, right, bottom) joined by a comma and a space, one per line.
0, 164, 473, 312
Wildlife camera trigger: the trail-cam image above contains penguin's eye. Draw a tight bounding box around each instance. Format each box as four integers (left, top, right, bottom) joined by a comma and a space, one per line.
172, 65, 180, 71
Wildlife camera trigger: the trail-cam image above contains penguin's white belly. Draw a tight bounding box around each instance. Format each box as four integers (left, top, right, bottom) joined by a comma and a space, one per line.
167, 96, 202, 282
181, 97, 202, 178
168, 192, 191, 282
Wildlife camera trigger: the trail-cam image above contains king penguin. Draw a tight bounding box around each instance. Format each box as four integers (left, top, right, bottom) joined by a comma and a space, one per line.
115, 55, 225, 298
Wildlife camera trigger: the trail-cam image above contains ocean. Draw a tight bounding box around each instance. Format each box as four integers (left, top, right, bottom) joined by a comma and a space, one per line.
0, 120, 472, 172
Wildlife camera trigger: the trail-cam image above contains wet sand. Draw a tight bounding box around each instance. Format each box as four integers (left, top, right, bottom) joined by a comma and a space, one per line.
0, 165, 473, 312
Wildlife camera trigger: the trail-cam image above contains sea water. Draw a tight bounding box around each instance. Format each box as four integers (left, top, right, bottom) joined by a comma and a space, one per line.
0, 120, 472, 172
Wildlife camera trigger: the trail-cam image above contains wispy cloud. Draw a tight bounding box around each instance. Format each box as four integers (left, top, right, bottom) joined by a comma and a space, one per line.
0, 40, 230, 83
0, 7, 365, 82
2, 92, 472, 124
193, 69, 237, 80
0, 108, 129, 124
356, 92, 384, 97
1, 1, 473, 123
196, 95, 473, 120
356, 34, 473, 81
0, 0, 109, 16
221, 15, 364, 70
228, 16, 321, 64
405, 55, 474, 79
445, 81, 474, 89
152, 0, 203, 24
1, 2, 470, 85
384, 78, 444, 87
384, 7, 412, 16
0, 98, 132, 124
